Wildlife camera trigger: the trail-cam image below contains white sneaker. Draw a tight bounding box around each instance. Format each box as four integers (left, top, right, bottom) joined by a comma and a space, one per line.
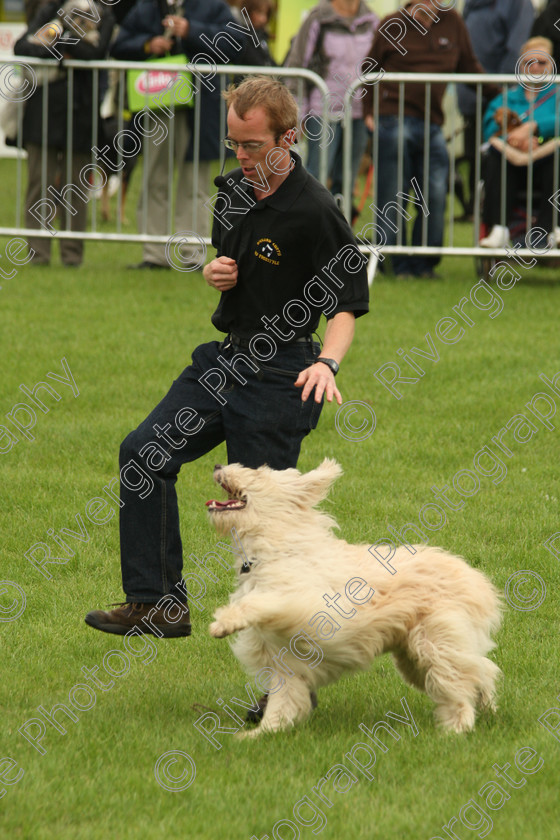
108, 174, 121, 198
548, 227, 560, 248
479, 225, 511, 248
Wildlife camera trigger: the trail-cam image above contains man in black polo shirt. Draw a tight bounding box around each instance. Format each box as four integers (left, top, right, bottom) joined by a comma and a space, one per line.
85, 76, 368, 638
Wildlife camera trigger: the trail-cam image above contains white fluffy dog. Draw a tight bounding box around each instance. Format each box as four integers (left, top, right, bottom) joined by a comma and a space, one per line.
207, 459, 502, 737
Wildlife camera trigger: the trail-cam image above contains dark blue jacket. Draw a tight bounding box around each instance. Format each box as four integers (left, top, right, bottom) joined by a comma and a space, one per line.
457, 0, 534, 117
14, 0, 114, 151
111, 0, 245, 160
532, 0, 560, 68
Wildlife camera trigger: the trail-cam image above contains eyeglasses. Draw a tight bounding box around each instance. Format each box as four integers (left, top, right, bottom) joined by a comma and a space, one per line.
222, 134, 283, 153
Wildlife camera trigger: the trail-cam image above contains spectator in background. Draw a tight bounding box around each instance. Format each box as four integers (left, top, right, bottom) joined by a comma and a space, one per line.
285, 0, 378, 208
362, 0, 495, 279
111, 0, 244, 270
479, 38, 560, 248
224, 0, 243, 24
531, 0, 560, 68
14, 0, 114, 266
238, 0, 276, 68
457, 0, 534, 220
24, 0, 52, 23
24, 0, 135, 21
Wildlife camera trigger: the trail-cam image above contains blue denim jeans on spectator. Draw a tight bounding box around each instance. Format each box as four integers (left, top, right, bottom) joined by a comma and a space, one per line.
306, 117, 368, 198
375, 115, 449, 276
118, 338, 323, 604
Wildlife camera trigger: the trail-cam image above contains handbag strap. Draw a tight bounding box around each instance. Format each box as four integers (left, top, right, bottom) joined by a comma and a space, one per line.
519, 87, 557, 122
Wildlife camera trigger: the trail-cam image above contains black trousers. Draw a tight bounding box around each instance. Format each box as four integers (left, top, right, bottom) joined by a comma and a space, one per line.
118, 337, 323, 604
482, 146, 556, 231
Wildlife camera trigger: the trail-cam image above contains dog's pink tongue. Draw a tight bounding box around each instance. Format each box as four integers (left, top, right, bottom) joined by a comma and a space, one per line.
206, 499, 236, 508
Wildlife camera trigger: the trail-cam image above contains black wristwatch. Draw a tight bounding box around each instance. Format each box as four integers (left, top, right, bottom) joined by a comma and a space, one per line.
316, 357, 339, 376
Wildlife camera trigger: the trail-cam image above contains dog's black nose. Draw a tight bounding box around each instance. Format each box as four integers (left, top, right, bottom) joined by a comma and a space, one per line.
214, 464, 222, 471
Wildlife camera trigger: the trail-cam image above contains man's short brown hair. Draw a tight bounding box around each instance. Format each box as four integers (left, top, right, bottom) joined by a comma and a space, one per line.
223, 76, 298, 136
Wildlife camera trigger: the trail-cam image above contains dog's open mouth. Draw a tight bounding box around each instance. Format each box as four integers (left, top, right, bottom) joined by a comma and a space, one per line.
206, 476, 247, 513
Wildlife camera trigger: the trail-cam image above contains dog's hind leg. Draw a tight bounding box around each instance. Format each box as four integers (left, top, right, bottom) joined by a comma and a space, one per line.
476, 657, 501, 712
392, 650, 427, 693
428, 677, 477, 733
404, 623, 486, 733
237, 675, 313, 739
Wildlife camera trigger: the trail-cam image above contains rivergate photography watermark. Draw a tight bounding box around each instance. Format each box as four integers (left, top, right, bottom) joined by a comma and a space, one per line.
249, 697, 419, 840
1, 358, 79, 455
369, 369, 560, 574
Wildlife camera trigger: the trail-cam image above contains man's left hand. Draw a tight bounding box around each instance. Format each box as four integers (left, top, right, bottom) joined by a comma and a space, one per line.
295, 363, 342, 405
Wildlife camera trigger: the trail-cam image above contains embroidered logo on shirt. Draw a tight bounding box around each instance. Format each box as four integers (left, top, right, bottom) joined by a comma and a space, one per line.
255, 238, 282, 266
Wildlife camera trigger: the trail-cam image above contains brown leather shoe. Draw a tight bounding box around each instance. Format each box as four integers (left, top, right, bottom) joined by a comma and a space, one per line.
85, 602, 191, 637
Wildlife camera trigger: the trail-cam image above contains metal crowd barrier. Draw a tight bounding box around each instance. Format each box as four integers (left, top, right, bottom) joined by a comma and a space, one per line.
0, 58, 332, 247
342, 71, 560, 268
1, 59, 560, 270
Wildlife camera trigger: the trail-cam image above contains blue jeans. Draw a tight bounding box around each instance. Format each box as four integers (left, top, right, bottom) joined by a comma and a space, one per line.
119, 338, 323, 604
375, 116, 449, 276
306, 118, 368, 197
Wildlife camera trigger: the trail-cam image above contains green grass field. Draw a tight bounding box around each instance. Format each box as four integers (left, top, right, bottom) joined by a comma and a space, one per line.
1, 157, 560, 840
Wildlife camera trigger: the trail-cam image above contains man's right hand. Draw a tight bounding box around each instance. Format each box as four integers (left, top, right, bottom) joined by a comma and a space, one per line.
203, 257, 238, 292
147, 36, 173, 55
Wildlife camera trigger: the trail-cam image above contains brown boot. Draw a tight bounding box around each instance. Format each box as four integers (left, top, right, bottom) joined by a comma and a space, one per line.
85, 602, 191, 638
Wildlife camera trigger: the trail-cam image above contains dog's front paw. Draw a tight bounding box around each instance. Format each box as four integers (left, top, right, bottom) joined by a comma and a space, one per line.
209, 620, 230, 638
210, 606, 247, 637
235, 727, 263, 740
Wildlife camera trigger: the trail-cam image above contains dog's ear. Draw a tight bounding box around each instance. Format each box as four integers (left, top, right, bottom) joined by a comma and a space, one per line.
296, 458, 343, 505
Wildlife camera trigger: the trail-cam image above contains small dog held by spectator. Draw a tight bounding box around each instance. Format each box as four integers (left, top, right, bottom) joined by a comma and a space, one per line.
491, 106, 523, 135
207, 460, 502, 738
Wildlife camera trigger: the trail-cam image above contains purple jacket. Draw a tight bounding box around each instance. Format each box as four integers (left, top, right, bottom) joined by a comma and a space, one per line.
285, 0, 379, 120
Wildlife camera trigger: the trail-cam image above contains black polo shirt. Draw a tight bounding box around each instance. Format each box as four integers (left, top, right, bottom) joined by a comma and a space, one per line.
210, 152, 369, 340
